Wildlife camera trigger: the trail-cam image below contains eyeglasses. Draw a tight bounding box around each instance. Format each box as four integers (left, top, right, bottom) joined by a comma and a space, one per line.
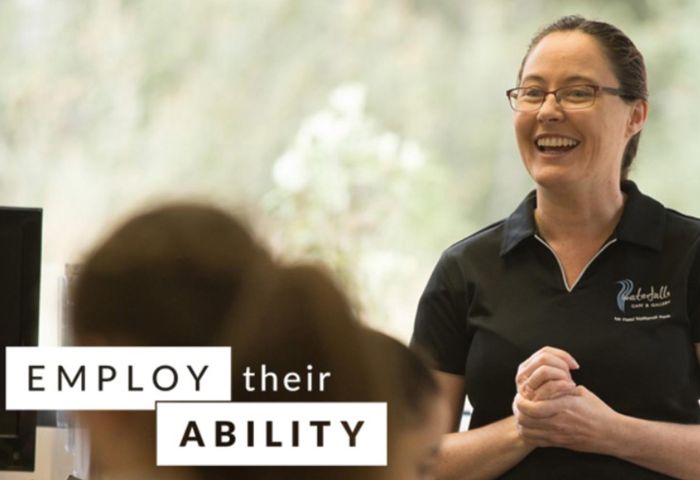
505, 84, 628, 112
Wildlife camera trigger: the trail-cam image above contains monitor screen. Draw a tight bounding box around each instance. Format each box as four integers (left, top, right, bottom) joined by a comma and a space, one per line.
0, 207, 41, 471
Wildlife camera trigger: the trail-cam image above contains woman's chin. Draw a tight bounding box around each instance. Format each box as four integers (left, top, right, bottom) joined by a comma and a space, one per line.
529, 164, 583, 190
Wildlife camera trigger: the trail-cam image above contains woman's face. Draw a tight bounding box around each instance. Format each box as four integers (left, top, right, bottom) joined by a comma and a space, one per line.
514, 31, 645, 191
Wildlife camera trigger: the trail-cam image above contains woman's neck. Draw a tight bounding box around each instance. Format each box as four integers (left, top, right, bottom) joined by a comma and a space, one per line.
534, 180, 626, 246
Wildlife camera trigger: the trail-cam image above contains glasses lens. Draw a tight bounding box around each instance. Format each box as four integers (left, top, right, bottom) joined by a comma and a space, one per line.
509, 88, 544, 112
558, 85, 596, 109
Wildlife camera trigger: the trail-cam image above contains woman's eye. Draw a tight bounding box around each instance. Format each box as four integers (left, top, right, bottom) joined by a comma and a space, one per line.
566, 88, 593, 99
522, 88, 544, 98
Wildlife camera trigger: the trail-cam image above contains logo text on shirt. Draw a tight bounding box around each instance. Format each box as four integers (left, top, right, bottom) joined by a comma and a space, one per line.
614, 279, 671, 322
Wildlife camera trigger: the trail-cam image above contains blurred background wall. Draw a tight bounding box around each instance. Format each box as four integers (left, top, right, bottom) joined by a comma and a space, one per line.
1, 0, 698, 343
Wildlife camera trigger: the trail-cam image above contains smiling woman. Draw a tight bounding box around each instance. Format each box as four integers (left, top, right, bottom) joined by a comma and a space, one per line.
411, 15, 700, 480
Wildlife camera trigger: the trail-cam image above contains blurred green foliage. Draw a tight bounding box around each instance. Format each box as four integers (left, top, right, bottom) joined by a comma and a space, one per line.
1, 0, 698, 337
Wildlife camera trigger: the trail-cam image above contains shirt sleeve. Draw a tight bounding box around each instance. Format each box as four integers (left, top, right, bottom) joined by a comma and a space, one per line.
410, 252, 471, 375
688, 237, 700, 343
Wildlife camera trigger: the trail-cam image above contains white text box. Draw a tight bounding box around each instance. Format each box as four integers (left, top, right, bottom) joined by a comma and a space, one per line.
6, 347, 231, 410
156, 402, 387, 466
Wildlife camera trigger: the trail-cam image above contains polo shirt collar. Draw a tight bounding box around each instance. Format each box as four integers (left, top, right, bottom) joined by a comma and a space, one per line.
499, 180, 666, 257
500, 190, 537, 256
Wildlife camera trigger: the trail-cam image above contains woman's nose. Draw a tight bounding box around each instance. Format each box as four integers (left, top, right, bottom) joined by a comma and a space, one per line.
537, 93, 565, 123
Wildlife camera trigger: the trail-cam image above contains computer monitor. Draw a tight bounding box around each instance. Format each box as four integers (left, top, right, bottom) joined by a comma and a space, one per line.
0, 207, 41, 470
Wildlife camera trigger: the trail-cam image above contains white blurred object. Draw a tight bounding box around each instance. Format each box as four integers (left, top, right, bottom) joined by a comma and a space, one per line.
0, 428, 78, 480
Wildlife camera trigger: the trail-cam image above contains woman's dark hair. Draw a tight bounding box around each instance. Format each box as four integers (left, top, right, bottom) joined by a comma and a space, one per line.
517, 15, 648, 179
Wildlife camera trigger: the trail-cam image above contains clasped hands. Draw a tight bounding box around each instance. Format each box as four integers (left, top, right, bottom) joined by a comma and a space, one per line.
512, 346, 621, 455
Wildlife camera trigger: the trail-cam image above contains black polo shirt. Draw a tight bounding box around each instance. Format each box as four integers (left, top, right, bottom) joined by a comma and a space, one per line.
411, 180, 700, 479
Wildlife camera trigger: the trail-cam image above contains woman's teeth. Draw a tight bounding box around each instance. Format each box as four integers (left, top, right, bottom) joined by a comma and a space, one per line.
535, 136, 580, 152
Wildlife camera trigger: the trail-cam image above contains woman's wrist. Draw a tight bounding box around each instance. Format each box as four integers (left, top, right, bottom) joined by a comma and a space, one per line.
508, 415, 537, 455
600, 411, 636, 459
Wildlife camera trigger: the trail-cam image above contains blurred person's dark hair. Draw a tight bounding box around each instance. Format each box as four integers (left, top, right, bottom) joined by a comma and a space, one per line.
224, 265, 391, 480
517, 15, 648, 179
229, 264, 384, 402
361, 329, 447, 480
72, 203, 274, 479
361, 329, 439, 426
72, 203, 270, 347
71, 202, 391, 480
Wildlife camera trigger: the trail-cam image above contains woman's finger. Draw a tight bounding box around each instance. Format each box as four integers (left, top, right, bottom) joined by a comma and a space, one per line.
525, 365, 573, 391
516, 347, 578, 386
529, 379, 577, 401
515, 393, 567, 418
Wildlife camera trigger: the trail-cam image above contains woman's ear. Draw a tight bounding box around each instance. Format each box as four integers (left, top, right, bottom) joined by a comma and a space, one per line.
626, 99, 649, 138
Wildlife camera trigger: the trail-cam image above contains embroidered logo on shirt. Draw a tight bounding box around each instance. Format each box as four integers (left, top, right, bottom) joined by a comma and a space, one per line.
616, 279, 634, 312
614, 279, 672, 322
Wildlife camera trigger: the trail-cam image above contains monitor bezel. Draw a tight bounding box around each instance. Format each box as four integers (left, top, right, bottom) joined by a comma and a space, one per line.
0, 207, 41, 471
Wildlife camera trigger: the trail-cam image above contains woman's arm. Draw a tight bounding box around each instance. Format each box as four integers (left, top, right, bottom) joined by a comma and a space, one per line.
434, 372, 534, 480
514, 343, 700, 480
613, 412, 700, 480
605, 343, 700, 479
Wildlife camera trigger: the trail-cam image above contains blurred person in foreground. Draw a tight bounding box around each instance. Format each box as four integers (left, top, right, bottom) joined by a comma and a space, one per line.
361, 329, 451, 480
412, 15, 700, 479
71, 203, 395, 479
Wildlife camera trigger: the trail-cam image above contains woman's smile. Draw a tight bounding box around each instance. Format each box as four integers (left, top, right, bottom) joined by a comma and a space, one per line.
534, 134, 581, 157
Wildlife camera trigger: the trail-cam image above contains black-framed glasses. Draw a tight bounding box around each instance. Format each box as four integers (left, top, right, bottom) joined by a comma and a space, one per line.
505, 84, 627, 112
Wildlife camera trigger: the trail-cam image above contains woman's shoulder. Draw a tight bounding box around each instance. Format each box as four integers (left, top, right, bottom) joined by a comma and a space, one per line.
665, 207, 700, 228
621, 182, 700, 249
660, 209, 700, 267
664, 207, 700, 243
440, 219, 508, 264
